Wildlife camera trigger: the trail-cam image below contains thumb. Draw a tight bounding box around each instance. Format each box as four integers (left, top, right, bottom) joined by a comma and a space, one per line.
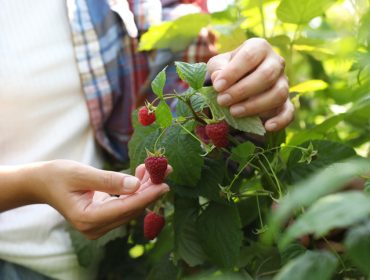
76, 165, 140, 195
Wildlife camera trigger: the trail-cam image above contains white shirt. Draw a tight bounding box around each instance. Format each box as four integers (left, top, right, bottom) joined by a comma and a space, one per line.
0, 0, 103, 279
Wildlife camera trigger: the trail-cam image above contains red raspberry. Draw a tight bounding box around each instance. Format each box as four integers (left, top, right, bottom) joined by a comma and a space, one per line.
144, 155, 168, 184
144, 211, 165, 240
138, 106, 155, 126
205, 120, 229, 148
195, 125, 210, 144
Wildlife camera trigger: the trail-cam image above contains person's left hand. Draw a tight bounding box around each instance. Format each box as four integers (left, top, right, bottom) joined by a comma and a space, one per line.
207, 38, 294, 132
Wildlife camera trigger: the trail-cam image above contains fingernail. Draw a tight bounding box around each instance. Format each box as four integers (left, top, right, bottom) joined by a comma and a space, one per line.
213, 79, 227, 91
123, 176, 140, 192
217, 94, 232, 106
230, 105, 245, 116
266, 122, 277, 131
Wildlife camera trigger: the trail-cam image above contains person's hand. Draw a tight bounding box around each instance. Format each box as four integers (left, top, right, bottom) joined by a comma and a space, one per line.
207, 38, 294, 132
31, 160, 171, 239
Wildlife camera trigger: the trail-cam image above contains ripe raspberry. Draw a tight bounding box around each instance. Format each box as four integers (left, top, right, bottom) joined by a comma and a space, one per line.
145, 155, 168, 184
144, 211, 165, 240
195, 125, 210, 144
138, 106, 155, 126
205, 120, 229, 148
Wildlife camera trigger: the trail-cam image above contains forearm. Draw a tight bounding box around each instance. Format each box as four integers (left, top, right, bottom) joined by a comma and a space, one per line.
0, 162, 45, 212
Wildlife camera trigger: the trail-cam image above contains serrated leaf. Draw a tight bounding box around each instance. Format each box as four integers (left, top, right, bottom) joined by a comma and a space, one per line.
283, 140, 356, 184
174, 197, 207, 267
151, 68, 167, 98
156, 101, 173, 128
128, 119, 161, 173
280, 192, 370, 248
139, 13, 211, 52
190, 93, 207, 112
198, 158, 227, 203
231, 141, 255, 167
158, 125, 204, 186
175, 62, 207, 90
269, 158, 370, 241
276, 0, 335, 24
274, 251, 338, 280
200, 87, 265, 135
345, 220, 370, 274
176, 99, 192, 118
197, 203, 243, 269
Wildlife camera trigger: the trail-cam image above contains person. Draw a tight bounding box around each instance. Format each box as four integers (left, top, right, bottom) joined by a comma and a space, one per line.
0, 0, 294, 279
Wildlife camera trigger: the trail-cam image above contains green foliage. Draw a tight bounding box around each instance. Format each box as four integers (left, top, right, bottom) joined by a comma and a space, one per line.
277, 0, 335, 24
197, 203, 243, 269
345, 220, 370, 274
201, 87, 265, 135
274, 251, 338, 280
281, 191, 370, 247
175, 62, 207, 90
76, 0, 370, 279
139, 13, 211, 52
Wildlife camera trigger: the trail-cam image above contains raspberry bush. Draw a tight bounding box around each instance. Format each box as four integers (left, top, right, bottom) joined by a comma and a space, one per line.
69, 1, 370, 279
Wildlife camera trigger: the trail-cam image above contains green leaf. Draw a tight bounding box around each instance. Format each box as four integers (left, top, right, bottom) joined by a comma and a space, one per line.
156, 101, 173, 128
174, 197, 207, 266
197, 203, 243, 269
190, 93, 208, 112
280, 192, 370, 247
69, 226, 127, 267
151, 68, 166, 98
290, 79, 328, 93
276, 0, 335, 24
231, 141, 255, 167
269, 158, 370, 241
345, 220, 370, 274
128, 122, 161, 174
175, 61, 207, 90
139, 13, 211, 52
147, 254, 178, 280
158, 125, 204, 186
283, 140, 357, 184
274, 251, 338, 280
200, 87, 265, 135
198, 158, 227, 203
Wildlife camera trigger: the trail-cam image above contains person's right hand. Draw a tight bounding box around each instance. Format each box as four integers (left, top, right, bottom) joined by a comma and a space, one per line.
28, 160, 171, 239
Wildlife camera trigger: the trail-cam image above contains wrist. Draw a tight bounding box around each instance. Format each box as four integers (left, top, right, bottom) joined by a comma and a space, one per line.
0, 161, 49, 212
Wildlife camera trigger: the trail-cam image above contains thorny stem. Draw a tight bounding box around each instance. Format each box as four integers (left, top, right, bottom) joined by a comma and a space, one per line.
177, 94, 207, 125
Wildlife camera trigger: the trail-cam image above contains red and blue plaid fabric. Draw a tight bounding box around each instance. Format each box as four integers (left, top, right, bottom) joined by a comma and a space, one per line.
66, 0, 216, 162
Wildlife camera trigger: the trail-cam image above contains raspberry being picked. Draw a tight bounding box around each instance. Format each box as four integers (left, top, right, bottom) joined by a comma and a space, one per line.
138, 106, 156, 126
205, 120, 229, 148
143, 211, 165, 240
144, 151, 168, 184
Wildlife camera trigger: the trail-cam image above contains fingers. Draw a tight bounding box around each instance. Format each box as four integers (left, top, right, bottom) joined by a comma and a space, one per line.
216, 54, 285, 108
264, 99, 295, 131
208, 38, 271, 92
79, 183, 170, 233
71, 164, 140, 195
228, 75, 289, 117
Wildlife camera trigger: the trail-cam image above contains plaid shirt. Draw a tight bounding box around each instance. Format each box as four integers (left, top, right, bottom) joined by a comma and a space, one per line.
65, 0, 216, 162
